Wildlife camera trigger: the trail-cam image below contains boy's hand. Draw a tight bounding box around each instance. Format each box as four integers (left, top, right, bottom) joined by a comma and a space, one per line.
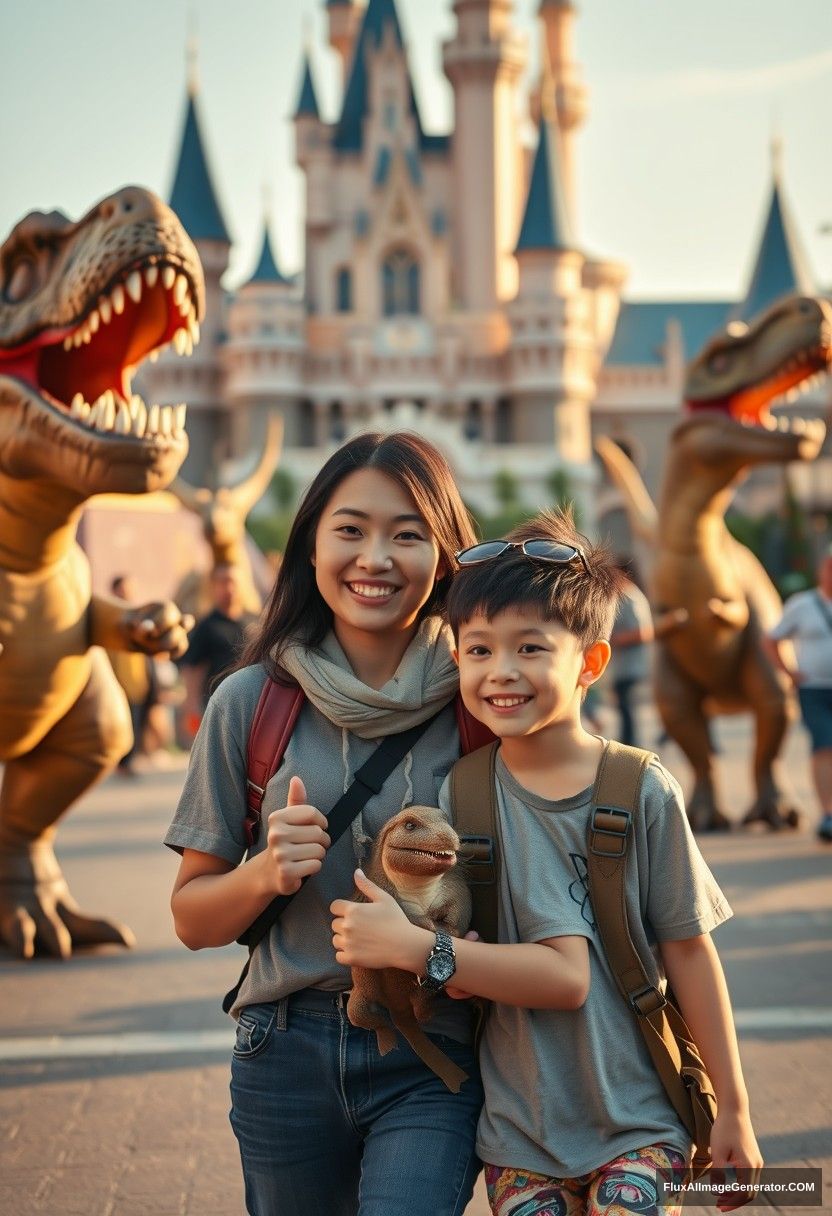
265, 776, 330, 896
330, 870, 419, 970
709, 1110, 763, 1210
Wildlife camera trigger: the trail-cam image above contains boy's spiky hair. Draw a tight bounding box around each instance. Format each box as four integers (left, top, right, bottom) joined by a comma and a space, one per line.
446, 507, 626, 647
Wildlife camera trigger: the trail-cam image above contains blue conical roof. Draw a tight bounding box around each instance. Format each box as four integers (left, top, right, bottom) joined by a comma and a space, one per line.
294, 52, 320, 119
169, 88, 230, 244
333, 0, 447, 153
735, 171, 814, 322
515, 115, 575, 253
244, 225, 290, 287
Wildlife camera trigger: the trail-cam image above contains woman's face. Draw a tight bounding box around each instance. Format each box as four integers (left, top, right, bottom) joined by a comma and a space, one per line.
312, 468, 445, 646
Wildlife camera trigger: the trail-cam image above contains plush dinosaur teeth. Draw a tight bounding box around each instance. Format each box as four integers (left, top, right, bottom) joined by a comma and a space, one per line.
64, 394, 187, 439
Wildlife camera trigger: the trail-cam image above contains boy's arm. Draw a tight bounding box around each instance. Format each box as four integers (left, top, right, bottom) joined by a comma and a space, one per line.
331, 870, 589, 1009
660, 934, 763, 1172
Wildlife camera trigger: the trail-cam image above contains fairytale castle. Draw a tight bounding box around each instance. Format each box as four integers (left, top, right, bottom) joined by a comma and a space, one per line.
143, 0, 829, 531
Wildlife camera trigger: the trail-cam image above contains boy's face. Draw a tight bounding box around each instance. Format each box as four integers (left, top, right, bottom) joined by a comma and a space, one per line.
455, 605, 604, 739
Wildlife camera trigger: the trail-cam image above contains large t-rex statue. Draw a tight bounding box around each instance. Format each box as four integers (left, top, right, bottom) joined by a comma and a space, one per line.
168, 414, 283, 616
597, 295, 830, 831
0, 186, 204, 958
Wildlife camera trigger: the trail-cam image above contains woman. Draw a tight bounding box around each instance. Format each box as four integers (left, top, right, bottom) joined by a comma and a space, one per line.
166, 432, 483, 1216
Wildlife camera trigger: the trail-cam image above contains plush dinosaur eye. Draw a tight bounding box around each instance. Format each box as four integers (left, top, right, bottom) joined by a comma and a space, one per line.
707, 351, 730, 375
404, 820, 416, 831
6, 259, 34, 303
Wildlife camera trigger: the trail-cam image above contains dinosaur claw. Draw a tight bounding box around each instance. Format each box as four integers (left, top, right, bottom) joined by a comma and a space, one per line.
56, 902, 136, 950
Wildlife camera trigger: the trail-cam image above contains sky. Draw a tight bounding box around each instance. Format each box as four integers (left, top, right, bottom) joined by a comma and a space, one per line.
2, 0, 831, 300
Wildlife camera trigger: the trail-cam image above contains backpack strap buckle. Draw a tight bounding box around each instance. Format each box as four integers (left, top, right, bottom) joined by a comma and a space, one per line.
589, 806, 631, 857
628, 983, 667, 1016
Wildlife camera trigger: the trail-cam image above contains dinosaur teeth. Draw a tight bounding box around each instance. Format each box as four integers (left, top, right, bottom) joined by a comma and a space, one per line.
111, 284, 125, 315
88, 308, 100, 334
126, 271, 143, 304
145, 264, 159, 289
173, 327, 189, 356
99, 296, 112, 325
62, 391, 185, 439
161, 266, 176, 290
173, 274, 189, 307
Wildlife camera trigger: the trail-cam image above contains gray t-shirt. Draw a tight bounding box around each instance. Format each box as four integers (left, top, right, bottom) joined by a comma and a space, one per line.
442, 749, 732, 1178
166, 662, 470, 1040
768, 589, 832, 687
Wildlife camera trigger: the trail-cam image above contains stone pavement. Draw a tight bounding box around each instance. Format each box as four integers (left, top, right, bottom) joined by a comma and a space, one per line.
0, 708, 830, 1216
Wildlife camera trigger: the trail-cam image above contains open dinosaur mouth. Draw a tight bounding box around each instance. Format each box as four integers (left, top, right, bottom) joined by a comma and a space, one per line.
687, 343, 830, 428
0, 255, 198, 439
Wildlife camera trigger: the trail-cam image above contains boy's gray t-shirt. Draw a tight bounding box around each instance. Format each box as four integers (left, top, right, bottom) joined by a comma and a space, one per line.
442, 749, 732, 1178
166, 663, 469, 1038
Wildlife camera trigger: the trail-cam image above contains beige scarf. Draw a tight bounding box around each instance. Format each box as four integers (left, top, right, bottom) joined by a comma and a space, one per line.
278, 616, 458, 739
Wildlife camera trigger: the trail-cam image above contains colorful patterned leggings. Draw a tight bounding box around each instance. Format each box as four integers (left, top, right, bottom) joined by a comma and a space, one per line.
484, 1143, 687, 1216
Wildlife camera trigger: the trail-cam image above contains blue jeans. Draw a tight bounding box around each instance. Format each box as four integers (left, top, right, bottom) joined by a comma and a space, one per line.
229, 990, 483, 1216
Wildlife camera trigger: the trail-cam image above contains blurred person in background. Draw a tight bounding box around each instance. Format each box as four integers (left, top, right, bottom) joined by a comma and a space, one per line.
178, 564, 257, 742
765, 544, 832, 843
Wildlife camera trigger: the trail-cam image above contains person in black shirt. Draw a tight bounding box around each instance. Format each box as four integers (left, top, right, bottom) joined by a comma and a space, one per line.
179, 564, 257, 738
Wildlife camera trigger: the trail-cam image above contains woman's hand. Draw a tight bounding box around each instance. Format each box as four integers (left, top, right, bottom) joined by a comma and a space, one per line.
330, 870, 421, 970
265, 776, 331, 896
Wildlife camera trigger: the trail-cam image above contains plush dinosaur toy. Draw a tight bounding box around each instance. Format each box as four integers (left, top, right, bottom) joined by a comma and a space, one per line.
347, 806, 472, 1093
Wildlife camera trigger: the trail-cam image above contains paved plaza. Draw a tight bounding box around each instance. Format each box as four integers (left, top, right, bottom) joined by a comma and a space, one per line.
1, 706, 830, 1215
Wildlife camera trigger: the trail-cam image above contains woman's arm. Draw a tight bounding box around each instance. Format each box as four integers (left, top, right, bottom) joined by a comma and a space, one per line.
171, 776, 331, 949
331, 870, 589, 1009
660, 934, 763, 1171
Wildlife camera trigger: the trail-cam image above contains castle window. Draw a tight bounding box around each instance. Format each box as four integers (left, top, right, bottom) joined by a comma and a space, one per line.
335, 267, 352, 313
382, 249, 420, 317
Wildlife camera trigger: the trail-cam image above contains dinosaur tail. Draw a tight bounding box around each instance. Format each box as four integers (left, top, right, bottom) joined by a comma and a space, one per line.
391, 1014, 469, 1094
594, 435, 658, 545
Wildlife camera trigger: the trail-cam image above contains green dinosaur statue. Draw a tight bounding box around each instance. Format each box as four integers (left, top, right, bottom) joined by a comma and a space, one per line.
0, 186, 204, 958
597, 295, 830, 831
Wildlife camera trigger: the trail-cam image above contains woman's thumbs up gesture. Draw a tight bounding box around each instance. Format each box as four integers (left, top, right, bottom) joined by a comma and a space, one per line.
266, 776, 331, 895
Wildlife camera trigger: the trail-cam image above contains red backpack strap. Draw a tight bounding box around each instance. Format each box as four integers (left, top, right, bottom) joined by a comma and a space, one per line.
245, 676, 305, 848
455, 694, 495, 754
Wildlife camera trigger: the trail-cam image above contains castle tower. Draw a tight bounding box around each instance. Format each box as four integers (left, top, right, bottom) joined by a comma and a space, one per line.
510, 104, 594, 469
223, 220, 305, 452
443, 0, 527, 310
146, 58, 231, 481
292, 49, 333, 316
537, 0, 588, 216
326, 0, 366, 81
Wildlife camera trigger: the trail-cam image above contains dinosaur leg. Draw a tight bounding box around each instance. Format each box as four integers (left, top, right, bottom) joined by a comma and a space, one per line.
655, 654, 730, 832
0, 649, 135, 959
738, 652, 800, 831
347, 972, 397, 1055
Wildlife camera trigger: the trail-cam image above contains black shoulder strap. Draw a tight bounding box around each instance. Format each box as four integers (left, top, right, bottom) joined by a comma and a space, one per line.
222, 709, 442, 1014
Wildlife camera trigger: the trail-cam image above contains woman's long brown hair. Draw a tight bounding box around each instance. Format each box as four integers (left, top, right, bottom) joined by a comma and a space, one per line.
239, 432, 477, 676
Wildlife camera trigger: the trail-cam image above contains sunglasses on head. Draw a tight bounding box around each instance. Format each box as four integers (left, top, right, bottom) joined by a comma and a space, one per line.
455, 539, 590, 575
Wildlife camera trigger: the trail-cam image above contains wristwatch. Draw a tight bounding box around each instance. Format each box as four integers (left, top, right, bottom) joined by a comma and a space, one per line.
418, 930, 456, 992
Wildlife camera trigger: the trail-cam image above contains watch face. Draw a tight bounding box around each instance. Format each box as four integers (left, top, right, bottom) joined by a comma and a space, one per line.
427, 951, 456, 984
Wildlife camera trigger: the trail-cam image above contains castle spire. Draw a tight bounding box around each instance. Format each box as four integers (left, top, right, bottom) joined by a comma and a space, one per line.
515, 111, 575, 254
735, 144, 814, 322
294, 42, 321, 119
169, 67, 230, 244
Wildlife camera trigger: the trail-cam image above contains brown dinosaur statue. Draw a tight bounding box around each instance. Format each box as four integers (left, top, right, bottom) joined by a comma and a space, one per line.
347, 806, 472, 1093
0, 186, 204, 958
168, 414, 283, 616
596, 295, 830, 831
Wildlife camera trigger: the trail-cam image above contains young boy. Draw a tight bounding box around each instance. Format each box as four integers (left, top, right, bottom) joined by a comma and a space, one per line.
331, 509, 762, 1215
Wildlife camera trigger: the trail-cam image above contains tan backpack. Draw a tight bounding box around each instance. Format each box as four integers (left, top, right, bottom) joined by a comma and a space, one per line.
451, 738, 716, 1178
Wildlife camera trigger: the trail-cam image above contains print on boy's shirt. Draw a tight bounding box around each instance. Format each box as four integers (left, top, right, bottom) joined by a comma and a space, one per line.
568, 854, 596, 931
